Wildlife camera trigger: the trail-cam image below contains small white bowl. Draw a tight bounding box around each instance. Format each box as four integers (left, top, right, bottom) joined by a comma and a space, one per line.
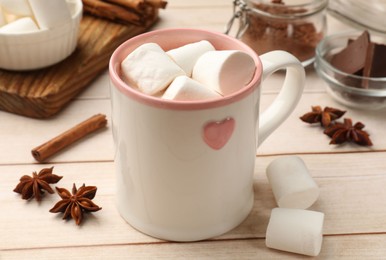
0, 0, 82, 71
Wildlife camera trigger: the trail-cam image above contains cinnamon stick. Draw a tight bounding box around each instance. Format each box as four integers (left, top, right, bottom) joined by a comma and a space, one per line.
83, 0, 143, 26
104, 0, 145, 11
104, 0, 167, 11
31, 114, 108, 162
82, 0, 167, 26
146, 0, 167, 9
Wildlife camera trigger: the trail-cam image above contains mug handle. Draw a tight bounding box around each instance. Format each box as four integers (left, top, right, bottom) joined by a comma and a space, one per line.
257, 50, 305, 146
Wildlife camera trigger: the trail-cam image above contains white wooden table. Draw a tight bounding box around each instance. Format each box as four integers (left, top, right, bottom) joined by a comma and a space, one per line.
1, 1, 386, 259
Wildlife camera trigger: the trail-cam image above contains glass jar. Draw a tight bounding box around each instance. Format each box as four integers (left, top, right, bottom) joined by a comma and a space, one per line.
226, 0, 328, 66
328, 0, 386, 35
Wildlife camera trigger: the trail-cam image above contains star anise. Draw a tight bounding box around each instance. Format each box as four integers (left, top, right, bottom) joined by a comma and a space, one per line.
50, 183, 102, 225
324, 118, 373, 146
300, 106, 346, 127
13, 167, 63, 201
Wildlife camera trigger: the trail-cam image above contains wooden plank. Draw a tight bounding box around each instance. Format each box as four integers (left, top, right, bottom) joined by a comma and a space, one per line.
1, 155, 386, 250
255, 153, 386, 179
75, 71, 111, 100
169, 0, 232, 8
0, 90, 385, 165
155, 7, 232, 32
0, 14, 157, 118
0, 90, 385, 164
2, 234, 386, 259
0, 99, 113, 165
258, 92, 386, 155
2, 2, 384, 259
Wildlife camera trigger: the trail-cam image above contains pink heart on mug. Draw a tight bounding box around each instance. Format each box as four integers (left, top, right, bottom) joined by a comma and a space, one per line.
203, 117, 235, 150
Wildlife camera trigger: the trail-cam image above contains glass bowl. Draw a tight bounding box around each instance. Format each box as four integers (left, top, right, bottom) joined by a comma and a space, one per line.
315, 31, 386, 110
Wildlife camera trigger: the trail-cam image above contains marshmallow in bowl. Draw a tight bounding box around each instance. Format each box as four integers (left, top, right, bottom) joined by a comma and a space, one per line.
0, 0, 32, 16
167, 40, 215, 76
266, 208, 324, 256
0, 8, 5, 26
0, 0, 73, 33
121, 43, 186, 95
162, 75, 221, 101
0, 0, 82, 70
0, 17, 38, 33
28, 0, 72, 29
192, 50, 255, 96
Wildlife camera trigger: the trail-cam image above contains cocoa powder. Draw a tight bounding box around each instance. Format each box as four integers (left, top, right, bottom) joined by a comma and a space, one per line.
241, 1, 324, 63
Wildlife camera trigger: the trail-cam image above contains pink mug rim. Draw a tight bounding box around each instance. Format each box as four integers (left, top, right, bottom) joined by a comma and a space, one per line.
109, 28, 263, 110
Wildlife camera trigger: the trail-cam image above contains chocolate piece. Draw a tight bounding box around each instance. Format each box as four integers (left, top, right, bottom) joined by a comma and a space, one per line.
330, 31, 370, 74
363, 42, 386, 78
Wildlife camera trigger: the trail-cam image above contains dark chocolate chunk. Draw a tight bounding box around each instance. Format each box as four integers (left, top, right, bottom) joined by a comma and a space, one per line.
330, 31, 370, 74
363, 42, 386, 78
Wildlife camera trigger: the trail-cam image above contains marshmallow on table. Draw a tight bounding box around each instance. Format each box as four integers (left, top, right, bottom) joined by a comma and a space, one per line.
162, 75, 222, 101
0, 17, 38, 33
167, 40, 215, 76
266, 208, 324, 257
0, 0, 32, 16
121, 43, 186, 95
266, 156, 319, 209
28, 0, 72, 29
192, 50, 255, 96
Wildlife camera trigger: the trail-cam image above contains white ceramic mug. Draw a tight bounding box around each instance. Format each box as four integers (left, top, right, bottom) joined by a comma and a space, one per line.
109, 28, 305, 242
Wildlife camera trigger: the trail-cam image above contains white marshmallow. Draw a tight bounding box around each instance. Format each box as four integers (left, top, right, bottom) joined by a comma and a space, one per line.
266, 156, 319, 209
266, 208, 324, 257
0, 17, 38, 33
28, 0, 71, 29
121, 43, 186, 96
192, 50, 255, 96
0, 0, 32, 16
162, 75, 222, 101
167, 40, 215, 76
2, 12, 20, 24
0, 7, 5, 27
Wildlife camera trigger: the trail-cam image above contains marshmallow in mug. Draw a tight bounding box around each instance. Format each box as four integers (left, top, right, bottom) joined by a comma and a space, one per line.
162, 75, 221, 101
266, 208, 324, 257
120, 41, 256, 100
192, 50, 256, 96
167, 40, 215, 76
121, 43, 186, 95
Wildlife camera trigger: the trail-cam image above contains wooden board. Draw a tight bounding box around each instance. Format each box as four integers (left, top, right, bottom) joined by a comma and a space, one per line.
0, 14, 156, 118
